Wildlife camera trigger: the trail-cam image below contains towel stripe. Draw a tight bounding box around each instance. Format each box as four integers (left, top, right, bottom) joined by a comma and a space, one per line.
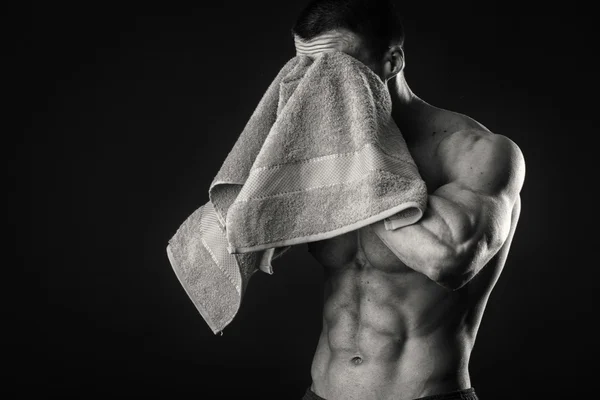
199, 202, 242, 294
235, 143, 418, 202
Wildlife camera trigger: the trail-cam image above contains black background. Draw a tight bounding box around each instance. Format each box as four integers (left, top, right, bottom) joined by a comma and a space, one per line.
11, 1, 598, 398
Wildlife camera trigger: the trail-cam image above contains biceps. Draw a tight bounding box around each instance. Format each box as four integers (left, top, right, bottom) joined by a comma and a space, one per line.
433, 182, 512, 262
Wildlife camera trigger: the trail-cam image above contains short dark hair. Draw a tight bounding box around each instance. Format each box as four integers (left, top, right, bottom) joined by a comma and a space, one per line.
291, 0, 405, 59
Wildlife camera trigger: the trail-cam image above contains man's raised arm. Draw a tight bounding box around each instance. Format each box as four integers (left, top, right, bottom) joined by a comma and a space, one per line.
371, 130, 525, 290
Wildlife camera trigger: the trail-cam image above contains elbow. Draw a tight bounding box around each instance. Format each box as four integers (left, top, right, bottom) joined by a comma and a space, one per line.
432, 271, 471, 291
426, 242, 476, 291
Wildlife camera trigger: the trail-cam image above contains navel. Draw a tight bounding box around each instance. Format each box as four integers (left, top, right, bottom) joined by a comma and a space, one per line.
351, 356, 363, 365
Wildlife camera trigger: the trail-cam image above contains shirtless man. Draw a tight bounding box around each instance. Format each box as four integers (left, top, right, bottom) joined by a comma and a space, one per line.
292, 1, 526, 399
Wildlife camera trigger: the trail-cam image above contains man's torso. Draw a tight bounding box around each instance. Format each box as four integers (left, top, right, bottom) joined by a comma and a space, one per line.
306, 105, 521, 400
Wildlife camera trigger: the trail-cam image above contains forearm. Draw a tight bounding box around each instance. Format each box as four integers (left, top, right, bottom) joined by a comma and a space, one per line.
372, 191, 481, 289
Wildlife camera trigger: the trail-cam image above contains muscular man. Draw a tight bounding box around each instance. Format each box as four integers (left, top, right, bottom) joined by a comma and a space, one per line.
292, 1, 526, 399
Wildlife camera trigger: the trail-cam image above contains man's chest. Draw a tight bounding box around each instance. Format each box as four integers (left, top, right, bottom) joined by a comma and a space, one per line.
307, 223, 415, 275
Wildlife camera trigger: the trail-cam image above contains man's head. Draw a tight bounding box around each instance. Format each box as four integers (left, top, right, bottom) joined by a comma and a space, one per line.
292, 0, 405, 82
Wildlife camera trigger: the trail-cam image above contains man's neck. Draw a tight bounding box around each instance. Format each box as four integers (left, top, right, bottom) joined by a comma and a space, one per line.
387, 73, 431, 144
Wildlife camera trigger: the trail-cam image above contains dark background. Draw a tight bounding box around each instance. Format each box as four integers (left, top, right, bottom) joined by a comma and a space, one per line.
11, 1, 597, 398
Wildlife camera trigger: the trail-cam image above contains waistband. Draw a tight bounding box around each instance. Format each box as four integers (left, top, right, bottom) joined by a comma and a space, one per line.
302, 387, 478, 400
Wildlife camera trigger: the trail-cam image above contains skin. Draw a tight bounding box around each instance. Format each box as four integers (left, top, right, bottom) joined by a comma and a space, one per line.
303, 30, 526, 400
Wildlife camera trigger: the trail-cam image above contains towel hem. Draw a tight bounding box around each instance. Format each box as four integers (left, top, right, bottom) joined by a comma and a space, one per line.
166, 243, 231, 335
228, 201, 422, 254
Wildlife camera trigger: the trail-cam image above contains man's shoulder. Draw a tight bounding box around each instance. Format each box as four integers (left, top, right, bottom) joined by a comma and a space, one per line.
412, 104, 525, 193
427, 105, 491, 137
436, 128, 525, 197
428, 106, 520, 161
424, 105, 524, 189
438, 129, 522, 164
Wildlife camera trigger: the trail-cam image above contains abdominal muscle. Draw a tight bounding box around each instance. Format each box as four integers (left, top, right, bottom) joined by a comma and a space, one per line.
307, 223, 495, 400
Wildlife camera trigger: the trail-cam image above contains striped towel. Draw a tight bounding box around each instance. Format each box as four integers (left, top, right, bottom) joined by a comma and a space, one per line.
166, 49, 428, 334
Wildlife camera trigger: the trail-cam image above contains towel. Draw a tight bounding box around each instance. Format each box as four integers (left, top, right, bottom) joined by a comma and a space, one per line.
166, 50, 428, 334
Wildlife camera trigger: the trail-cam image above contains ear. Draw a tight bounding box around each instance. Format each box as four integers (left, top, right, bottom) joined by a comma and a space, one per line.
382, 46, 404, 82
